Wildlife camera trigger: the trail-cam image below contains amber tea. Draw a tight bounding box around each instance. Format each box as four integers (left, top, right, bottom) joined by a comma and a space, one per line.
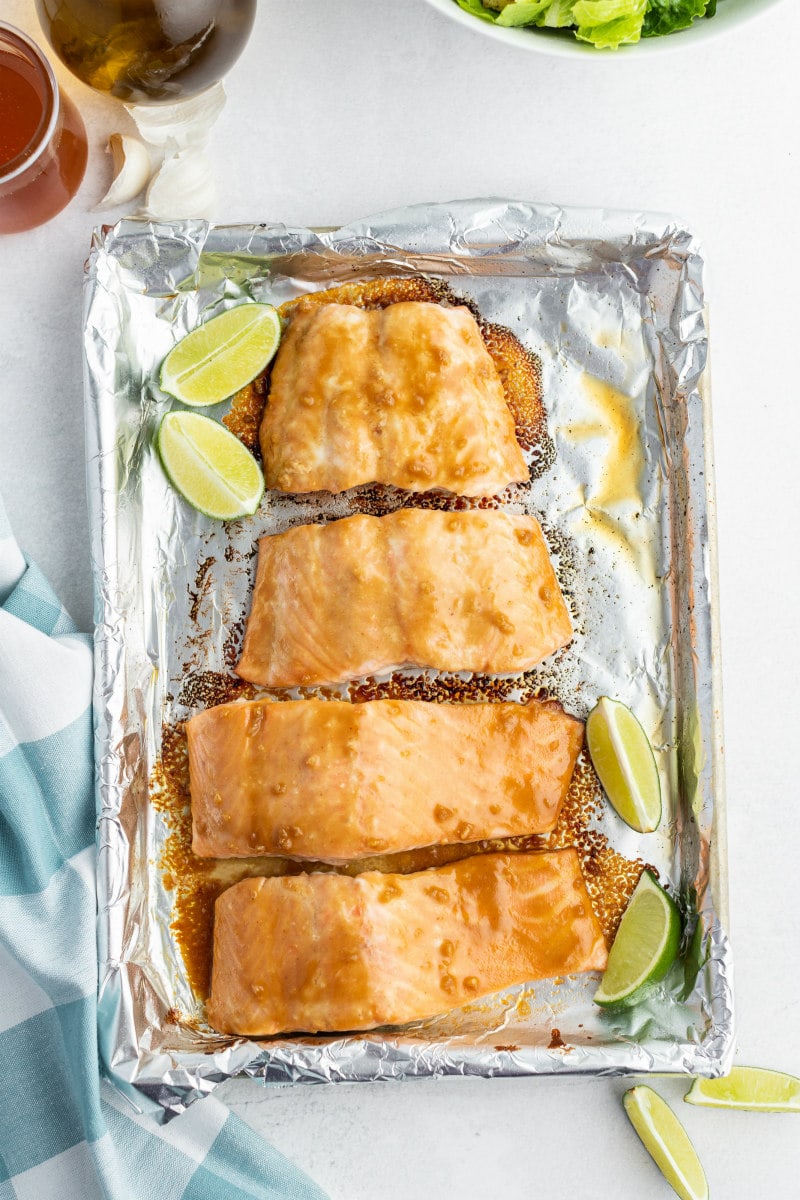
0, 22, 87, 234
35, 0, 256, 103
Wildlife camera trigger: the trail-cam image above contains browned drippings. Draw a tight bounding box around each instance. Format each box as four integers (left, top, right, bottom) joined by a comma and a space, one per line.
178, 671, 255, 710
479, 320, 550, 466
546, 753, 652, 944
188, 556, 215, 624
152, 717, 647, 1006
220, 276, 548, 465
548, 1028, 566, 1050
339, 489, 509, 519
222, 373, 269, 452
278, 276, 458, 317
222, 618, 247, 672
349, 673, 552, 707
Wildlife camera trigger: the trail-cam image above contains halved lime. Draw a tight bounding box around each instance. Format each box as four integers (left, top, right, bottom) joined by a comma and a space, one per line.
157, 411, 264, 520
586, 696, 662, 833
594, 870, 680, 1007
624, 1086, 708, 1200
685, 1066, 800, 1112
160, 303, 281, 407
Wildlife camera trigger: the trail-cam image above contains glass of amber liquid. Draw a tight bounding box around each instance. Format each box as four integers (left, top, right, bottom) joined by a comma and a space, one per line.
0, 22, 88, 234
35, 1, 256, 104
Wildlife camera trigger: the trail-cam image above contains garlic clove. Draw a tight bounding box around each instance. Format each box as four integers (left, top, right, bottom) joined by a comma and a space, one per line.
142, 148, 217, 221
97, 133, 152, 210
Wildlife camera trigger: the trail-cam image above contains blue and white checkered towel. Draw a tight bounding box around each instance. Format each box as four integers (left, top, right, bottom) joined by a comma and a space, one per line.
0, 494, 326, 1200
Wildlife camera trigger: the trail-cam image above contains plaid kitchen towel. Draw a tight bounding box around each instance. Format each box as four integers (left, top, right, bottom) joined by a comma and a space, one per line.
0, 494, 326, 1200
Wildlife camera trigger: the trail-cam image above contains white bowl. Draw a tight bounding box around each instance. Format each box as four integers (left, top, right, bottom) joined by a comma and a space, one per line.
423, 0, 785, 57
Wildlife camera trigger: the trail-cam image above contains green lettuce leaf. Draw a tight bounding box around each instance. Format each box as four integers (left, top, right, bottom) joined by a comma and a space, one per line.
497, 1, 576, 27
643, 0, 709, 37
573, 0, 647, 47
452, 0, 720, 43
453, 0, 499, 23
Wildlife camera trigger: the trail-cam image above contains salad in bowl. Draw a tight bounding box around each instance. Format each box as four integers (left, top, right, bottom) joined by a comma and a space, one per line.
445, 0, 739, 50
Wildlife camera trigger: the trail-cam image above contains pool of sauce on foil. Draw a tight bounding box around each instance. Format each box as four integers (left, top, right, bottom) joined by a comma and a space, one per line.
567, 375, 645, 514
152, 277, 653, 1016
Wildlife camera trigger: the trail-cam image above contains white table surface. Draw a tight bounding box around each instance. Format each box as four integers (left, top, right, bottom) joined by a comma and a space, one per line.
2, 2, 799, 1197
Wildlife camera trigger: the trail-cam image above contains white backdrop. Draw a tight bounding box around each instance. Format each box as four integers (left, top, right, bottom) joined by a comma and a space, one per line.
1, 2, 799, 1197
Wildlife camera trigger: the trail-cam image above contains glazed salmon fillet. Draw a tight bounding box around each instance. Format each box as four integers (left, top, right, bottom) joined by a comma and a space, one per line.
206, 849, 607, 1035
235, 509, 572, 688
260, 301, 528, 496
187, 697, 583, 861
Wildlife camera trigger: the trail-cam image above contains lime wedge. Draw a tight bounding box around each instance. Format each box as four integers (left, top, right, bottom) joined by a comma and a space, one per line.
586, 696, 662, 833
594, 870, 680, 1007
685, 1066, 800, 1112
624, 1086, 708, 1200
157, 411, 264, 520
160, 303, 281, 407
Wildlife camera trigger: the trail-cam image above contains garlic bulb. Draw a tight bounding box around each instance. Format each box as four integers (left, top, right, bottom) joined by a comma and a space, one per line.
102, 82, 226, 219
126, 82, 226, 152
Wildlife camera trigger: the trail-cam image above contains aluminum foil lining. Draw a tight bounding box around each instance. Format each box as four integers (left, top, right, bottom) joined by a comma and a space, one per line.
83, 199, 733, 1120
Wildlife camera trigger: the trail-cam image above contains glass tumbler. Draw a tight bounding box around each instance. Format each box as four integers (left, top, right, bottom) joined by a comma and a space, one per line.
34, 1, 257, 104
0, 21, 88, 235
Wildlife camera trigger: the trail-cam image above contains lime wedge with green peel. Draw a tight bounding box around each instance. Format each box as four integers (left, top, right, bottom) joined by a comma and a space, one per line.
624, 1086, 708, 1200
685, 1066, 800, 1112
157, 411, 264, 520
594, 870, 680, 1007
160, 303, 281, 406
586, 696, 662, 833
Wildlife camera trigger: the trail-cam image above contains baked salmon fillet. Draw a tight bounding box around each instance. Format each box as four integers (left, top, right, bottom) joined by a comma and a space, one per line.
260, 301, 529, 496
206, 849, 607, 1035
187, 698, 583, 861
235, 508, 572, 687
